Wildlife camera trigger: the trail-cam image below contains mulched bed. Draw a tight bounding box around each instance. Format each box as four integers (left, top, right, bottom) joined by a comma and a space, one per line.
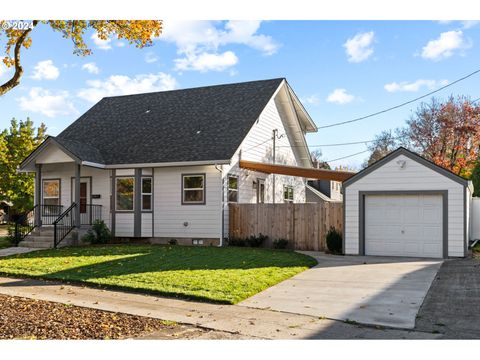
0, 294, 174, 339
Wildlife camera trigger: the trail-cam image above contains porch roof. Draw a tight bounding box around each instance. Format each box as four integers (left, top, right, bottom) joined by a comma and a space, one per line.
239, 160, 356, 182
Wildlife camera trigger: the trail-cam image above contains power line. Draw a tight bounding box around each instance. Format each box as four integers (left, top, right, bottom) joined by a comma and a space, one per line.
318, 69, 480, 130
325, 149, 370, 162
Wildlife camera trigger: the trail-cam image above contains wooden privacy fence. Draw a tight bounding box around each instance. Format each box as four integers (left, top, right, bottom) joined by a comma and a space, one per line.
229, 203, 343, 251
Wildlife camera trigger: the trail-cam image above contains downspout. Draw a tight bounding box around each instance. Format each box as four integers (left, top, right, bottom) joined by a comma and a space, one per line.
214, 163, 224, 247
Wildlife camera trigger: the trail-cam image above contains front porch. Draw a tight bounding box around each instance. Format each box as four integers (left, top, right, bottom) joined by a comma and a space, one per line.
16, 140, 108, 248
15, 203, 103, 248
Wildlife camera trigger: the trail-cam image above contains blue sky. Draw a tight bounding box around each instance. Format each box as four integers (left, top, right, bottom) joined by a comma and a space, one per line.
0, 20, 479, 168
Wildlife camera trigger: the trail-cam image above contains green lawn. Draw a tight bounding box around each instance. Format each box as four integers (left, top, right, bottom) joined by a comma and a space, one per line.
0, 237, 10, 249
0, 245, 317, 304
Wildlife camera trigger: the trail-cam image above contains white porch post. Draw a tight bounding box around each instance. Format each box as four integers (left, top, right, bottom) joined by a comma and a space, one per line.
34, 163, 42, 227
74, 163, 81, 228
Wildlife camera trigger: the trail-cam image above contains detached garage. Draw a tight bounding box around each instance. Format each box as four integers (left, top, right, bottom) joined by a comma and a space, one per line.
343, 147, 474, 259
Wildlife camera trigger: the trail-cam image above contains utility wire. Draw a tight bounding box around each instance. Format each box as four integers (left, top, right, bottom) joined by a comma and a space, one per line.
325, 150, 370, 162
318, 69, 480, 129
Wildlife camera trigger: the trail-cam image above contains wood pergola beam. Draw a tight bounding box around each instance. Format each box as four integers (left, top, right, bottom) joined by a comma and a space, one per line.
239, 160, 355, 182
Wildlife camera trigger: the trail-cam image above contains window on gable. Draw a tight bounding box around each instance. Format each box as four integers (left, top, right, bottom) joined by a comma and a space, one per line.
116, 177, 134, 211
228, 175, 238, 203
142, 177, 152, 211
283, 185, 294, 203
183, 174, 205, 204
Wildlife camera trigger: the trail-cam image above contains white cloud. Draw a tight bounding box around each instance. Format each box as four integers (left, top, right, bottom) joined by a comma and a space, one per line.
160, 20, 279, 72
343, 31, 375, 63
438, 20, 479, 29
81, 62, 100, 74
145, 52, 159, 63
461, 21, 480, 29
18, 87, 77, 117
174, 51, 238, 72
326, 88, 355, 105
301, 94, 321, 105
115, 41, 126, 47
77, 72, 178, 103
384, 79, 449, 93
31, 60, 60, 80
91, 32, 112, 50
421, 30, 471, 60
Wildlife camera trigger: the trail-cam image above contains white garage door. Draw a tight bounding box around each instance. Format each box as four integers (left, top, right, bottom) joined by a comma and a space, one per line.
365, 194, 443, 258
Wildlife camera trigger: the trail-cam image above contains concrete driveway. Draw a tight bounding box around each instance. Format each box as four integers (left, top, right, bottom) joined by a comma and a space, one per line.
239, 252, 442, 329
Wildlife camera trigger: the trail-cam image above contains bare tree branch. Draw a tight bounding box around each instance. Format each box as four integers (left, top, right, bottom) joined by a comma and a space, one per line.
0, 20, 38, 96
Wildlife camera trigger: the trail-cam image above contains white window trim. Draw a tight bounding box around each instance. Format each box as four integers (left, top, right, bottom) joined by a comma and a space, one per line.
141, 177, 153, 211
42, 179, 60, 205
182, 174, 206, 205
116, 176, 135, 212
284, 185, 294, 203
228, 175, 239, 203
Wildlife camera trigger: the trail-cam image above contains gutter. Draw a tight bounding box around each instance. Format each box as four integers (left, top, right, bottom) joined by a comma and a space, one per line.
214, 164, 224, 247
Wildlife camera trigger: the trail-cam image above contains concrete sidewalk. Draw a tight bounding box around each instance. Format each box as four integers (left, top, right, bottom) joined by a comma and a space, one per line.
0, 247, 41, 257
0, 277, 438, 339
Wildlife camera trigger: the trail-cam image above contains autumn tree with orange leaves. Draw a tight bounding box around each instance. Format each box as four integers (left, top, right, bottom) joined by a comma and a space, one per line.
0, 20, 162, 96
366, 96, 480, 178
399, 96, 480, 178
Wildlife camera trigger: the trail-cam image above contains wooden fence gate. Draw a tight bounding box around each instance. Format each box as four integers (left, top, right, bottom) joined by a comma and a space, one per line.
228, 203, 343, 251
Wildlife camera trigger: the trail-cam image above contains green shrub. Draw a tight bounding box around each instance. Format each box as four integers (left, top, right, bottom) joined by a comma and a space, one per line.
273, 238, 289, 249
168, 238, 178, 245
6, 224, 17, 245
246, 233, 268, 248
326, 226, 342, 254
82, 220, 112, 244
227, 237, 246, 247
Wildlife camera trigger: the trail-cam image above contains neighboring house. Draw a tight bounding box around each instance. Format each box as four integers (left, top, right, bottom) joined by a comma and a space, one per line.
18, 78, 318, 247
306, 180, 342, 203
343, 147, 474, 259
0, 200, 13, 224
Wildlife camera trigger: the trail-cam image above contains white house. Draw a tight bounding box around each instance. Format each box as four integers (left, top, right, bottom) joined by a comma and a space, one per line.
343, 147, 474, 259
17, 78, 318, 247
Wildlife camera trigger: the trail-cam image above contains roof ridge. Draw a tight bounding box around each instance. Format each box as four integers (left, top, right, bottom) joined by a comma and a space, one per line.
102, 77, 285, 100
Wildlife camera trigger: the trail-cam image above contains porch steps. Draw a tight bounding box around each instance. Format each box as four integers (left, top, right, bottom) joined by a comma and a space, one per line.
18, 227, 75, 249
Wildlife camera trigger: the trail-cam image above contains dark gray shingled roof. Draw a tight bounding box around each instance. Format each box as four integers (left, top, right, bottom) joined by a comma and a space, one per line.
56, 78, 285, 165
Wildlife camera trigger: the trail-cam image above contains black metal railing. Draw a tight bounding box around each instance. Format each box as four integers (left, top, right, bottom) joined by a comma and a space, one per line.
80, 204, 102, 226
14, 205, 38, 246
53, 203, 77, 249
40, 205, 64, 225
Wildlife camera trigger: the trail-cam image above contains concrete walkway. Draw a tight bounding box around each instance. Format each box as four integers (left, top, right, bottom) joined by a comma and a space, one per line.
0, 277, 438, 339
0, 247, 41, 257
239, 253, 442, 329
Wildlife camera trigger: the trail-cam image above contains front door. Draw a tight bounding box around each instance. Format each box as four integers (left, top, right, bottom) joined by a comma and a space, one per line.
80, 182, 87, 213
71, 177, 91, 220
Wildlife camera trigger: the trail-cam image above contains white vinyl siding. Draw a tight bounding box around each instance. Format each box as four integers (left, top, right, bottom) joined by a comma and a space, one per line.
222, 96, 307, 236
39, 163, 112, 228
141, 213, 153, 237
344, 153, 466, 258
115, 213, 134, 237
154, 165, 221, 239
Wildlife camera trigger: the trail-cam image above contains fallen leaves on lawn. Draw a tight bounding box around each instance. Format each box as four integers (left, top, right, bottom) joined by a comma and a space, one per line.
0, 294, 173, 340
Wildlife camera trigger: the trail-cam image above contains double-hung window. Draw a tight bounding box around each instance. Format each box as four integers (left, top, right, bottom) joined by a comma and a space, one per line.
42, 179, 61, 216
141, 177, 152, 211
228, 176, 238, 203
283, 185, 294, 203
116, 177, 134, 211
182, 174, 205, 204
